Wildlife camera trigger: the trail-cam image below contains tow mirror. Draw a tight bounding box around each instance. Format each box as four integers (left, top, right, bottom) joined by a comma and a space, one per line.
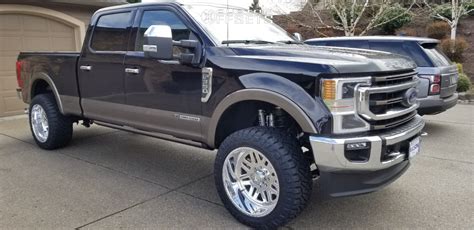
143, 25, 202, 66
293, 32, 303, 42
143, 25, 173, 60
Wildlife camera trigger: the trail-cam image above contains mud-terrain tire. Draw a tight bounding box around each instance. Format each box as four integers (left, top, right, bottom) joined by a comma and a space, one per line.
215, 127, 312, 229
29, 94, 73, 150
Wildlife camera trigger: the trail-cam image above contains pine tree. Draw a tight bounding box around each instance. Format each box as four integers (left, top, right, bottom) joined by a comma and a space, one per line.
249, 0, 262, 13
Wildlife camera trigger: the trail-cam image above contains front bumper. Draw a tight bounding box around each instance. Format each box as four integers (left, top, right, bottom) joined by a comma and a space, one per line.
310, 115, 425, 197
418, 93, 458, 115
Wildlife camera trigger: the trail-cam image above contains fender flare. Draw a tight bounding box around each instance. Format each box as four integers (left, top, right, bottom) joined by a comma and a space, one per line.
30, 72, 65, 114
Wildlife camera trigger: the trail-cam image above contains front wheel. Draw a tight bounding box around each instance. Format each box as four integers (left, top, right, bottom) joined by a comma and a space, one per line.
29, 94, 73, 150
215, 127, 312, 229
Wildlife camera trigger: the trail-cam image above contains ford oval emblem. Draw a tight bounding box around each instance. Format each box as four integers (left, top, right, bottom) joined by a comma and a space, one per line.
402, 88, 417, 107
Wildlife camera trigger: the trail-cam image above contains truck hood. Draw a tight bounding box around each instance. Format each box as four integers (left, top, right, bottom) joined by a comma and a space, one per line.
222, 44, 416, 74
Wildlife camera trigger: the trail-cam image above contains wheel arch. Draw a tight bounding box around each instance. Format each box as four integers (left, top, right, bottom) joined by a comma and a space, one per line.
206, 89, 318, 149
29, 72, 64, 114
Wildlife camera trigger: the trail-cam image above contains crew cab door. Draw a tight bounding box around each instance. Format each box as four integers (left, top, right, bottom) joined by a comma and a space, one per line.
122, 7, 203, 141
78, 10, 134, 123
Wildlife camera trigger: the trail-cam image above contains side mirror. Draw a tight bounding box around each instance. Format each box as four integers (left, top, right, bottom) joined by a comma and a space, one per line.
293, 32, 303, 42
143, 25, 173, 60
143, 25, 202, 66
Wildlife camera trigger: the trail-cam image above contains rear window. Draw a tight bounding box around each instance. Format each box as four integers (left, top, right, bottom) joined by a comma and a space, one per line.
422, 45, 451, 67
369, 41, 432, 67
91, 12, 132, 51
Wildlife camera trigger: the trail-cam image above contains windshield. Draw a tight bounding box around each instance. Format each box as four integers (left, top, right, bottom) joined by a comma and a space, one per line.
183, 4, 295, 45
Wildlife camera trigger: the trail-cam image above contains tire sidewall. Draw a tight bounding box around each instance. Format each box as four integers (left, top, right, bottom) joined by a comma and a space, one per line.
215, 128, 308, 228
29, 96, 52, 146
29, 94, 72, 149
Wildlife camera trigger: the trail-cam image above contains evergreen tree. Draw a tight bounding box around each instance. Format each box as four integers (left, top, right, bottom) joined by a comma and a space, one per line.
249, 0, 262, 13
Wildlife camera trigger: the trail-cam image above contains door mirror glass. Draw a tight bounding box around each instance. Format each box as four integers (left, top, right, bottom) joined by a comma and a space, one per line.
143, 25, 173, 60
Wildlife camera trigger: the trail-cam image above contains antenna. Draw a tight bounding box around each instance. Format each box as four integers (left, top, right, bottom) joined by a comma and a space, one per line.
226, 0, 229, 47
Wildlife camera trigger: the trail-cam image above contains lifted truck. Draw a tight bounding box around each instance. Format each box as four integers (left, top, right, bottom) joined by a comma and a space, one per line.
16, 1, 425, 228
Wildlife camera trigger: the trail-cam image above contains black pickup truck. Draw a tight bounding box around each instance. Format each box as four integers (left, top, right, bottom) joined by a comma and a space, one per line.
16, 1, 425, 228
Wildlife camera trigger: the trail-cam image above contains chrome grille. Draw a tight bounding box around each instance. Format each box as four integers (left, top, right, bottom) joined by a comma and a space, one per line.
356, 70, 419, 130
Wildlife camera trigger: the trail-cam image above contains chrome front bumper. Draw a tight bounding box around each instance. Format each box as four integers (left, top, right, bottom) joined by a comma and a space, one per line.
310, 115, 425, 172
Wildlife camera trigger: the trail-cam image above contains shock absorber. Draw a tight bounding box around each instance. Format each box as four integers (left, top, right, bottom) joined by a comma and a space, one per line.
258, 109, 266, 126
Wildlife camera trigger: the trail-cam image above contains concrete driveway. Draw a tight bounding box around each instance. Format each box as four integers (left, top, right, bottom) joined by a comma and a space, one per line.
0, 105, 473, 229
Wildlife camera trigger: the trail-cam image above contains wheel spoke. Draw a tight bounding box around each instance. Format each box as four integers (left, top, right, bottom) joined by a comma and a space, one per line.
222, 147, 280, 218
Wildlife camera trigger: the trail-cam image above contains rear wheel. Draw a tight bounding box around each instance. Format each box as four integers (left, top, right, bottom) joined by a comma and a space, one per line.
215, 127, 312, 229
29, 94, 73, 150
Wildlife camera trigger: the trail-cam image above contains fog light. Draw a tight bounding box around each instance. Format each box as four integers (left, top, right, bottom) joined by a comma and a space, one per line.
346, 142, 369, 150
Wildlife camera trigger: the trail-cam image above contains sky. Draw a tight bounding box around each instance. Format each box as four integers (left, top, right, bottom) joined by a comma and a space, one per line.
141, 0, 307, 15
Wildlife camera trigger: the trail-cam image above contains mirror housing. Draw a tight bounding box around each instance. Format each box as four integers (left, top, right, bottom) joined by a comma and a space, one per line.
143, 25, 173, 60
293, 32, 303, 42
143, 25, 202, 66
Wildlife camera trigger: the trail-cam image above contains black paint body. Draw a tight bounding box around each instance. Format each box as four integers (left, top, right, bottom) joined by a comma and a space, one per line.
17, 2, 416, 147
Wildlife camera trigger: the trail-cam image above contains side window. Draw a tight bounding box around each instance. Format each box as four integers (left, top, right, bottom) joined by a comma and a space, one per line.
91, 12, 132, 51
307, 41, 326, 46
326, 40, 369, 49
135, 10, 191, 52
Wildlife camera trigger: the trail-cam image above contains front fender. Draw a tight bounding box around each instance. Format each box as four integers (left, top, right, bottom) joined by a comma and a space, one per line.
239, 73, 331, 133
206, 73, 332, 148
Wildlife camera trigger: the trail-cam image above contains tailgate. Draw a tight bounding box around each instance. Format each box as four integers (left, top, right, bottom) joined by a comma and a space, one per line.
439, 65, 458, 98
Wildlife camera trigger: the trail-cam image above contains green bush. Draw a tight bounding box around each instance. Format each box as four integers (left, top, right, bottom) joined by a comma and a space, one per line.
432, 3, 452, 20
377, 4, 412, 34
457, 73, 472, 92
440, 38, 469, 62
454, 62, 463, 74
426, 21, 450, 39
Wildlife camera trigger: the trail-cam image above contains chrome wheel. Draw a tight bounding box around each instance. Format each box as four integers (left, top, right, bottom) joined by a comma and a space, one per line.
222, 147, 279, 217
31, 104, 49, 143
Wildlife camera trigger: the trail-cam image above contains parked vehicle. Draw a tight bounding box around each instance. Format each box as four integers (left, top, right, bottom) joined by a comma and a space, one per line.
16, 2, 425, 228
305, 36, 458, 115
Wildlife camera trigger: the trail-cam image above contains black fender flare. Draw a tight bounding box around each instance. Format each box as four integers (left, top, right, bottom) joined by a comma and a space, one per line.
206, 73, 331, 148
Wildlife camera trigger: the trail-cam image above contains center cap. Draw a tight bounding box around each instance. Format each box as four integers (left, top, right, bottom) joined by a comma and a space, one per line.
252, 169, 267, 184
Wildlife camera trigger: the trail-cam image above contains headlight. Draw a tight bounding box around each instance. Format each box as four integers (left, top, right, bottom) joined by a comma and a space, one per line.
321, 77, 371, 134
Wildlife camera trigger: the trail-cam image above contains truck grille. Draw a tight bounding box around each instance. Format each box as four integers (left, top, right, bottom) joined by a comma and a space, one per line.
356, 70, 419, 130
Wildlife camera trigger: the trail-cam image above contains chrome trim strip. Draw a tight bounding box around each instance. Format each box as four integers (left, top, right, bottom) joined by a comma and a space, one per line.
356, 79, 419, 121
373, 71, 417, 82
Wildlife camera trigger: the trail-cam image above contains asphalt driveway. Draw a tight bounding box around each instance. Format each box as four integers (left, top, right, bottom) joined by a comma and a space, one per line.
0, 105, 473, 229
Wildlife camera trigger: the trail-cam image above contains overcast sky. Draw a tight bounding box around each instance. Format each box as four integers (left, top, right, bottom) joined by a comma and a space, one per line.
141, 0, 306, 15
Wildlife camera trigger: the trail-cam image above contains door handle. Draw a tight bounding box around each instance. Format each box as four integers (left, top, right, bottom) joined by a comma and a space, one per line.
80, 65, 92, 71
125, 68, 140, 74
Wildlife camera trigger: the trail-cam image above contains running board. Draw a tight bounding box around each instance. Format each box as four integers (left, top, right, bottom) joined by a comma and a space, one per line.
94, 121, 209, 149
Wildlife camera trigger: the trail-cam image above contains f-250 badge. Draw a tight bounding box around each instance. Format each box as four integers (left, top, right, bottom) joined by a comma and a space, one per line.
201, 67, 213, 103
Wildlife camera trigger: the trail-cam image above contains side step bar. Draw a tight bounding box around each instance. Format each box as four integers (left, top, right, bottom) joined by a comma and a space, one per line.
95, 121, 210, 149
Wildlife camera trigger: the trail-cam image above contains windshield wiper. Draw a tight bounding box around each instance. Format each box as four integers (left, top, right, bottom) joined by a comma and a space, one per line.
277, 40, 304, 44
221, 40, 275, 45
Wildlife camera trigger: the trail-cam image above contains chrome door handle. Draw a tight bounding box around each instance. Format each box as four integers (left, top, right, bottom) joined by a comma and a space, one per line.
80, 65, 92, 71
125, 68, 140, 74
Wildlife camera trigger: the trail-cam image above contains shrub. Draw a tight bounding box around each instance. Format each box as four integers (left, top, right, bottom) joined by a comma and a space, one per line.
426, 21, 450, 39
377, 4, 412, 34
432, 3, 452, 20
454, 62, 463, 74
440, 37, 469, 62
457, 73, 471, 92
396, 27, 418, 37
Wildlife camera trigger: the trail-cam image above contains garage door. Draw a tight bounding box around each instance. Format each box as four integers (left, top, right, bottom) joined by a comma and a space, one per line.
0, 13, 78, 117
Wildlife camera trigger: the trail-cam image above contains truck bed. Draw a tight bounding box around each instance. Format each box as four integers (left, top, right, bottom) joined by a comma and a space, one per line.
18, 51, 82, 116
